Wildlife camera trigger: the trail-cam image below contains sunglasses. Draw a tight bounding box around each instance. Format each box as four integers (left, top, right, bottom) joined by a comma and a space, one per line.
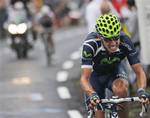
101, 36, 120, 42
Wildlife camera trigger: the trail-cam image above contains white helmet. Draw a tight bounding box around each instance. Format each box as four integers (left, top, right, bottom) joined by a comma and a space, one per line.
14, 1, 24, 10
41, 6, 50, 15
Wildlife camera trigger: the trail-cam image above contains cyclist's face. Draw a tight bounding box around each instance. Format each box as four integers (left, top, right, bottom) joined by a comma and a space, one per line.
102, 36, 120, 53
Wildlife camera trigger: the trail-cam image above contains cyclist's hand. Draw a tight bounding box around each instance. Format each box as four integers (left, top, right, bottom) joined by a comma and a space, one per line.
137, 89, 150, 104
88, 92, 100, 109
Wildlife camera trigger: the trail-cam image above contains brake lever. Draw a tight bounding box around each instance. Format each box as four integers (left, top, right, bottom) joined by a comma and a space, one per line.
139, 104, 148, 117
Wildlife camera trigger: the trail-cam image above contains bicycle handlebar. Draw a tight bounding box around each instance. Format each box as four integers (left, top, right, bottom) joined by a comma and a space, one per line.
101, 96, 148, 117
101, 96, 141, 104
88, 96, 148, 118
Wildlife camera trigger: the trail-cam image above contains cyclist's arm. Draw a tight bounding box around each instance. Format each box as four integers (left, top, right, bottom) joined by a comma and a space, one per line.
131, 64, 149, 104
123, 35, 147, 89
131, 63, 147, 89
80, 68, 95, 96
80, 37, 97, 96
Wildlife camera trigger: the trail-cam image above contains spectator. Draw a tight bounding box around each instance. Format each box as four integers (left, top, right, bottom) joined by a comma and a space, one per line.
85, 0, 102, 32
85, 0, 119, 33
100, 0, 111, 15
126, 0, 139, 51
126, 0, 140, 84
0, 0, 8, 39
112, 0, 126, 13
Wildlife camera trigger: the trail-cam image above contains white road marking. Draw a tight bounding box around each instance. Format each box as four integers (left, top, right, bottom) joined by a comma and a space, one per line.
62, 60, 74, 69
70, 51, 80, 60
56, 49, 82, 117
67, 110, 83, 118
57, 86, 71, 99
56, 71, 68, 82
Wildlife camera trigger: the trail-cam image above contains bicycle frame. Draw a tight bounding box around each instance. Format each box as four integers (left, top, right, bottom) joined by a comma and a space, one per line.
87, 96, 148, 118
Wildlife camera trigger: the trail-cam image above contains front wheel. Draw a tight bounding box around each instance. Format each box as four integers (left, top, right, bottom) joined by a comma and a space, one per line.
109, 112, 119, 118
16, 48, 28, 59
23, 49, 28, 58
16, 49, 22, 59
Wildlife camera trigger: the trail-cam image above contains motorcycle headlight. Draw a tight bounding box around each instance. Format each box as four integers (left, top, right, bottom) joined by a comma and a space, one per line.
8, 24, 17, 34
17, 23, 27, 34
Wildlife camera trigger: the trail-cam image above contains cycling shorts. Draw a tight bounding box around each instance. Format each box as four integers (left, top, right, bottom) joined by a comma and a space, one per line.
86, 63, 128, 100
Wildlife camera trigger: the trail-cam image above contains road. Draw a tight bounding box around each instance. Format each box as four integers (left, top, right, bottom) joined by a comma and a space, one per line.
0, 25, 87, 118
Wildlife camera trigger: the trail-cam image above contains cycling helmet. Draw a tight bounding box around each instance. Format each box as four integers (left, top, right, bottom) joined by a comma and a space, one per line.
14, 1, 24, 10
96, 14, 121, 39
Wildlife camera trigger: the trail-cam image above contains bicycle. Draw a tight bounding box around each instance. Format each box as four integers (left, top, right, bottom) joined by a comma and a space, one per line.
34, 22, 54, 66
87, 96, 149, 118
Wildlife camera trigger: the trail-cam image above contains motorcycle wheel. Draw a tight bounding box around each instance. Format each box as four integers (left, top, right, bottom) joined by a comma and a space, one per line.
23, 49, 28, 58
16, 48, 28, 59
16, 49, 22, 59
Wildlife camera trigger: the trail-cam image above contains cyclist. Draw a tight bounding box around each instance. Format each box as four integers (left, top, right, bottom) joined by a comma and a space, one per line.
29, 0, 55, 54
80, 14, 149, 118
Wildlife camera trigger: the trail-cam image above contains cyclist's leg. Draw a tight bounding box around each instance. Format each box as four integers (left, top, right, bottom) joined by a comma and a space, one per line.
95, 111, 105, 118
112, 79, 129, 97
32, 28, 38, 41
112, 79, 129, 118
85, 71, 109, 118
107, 64, 129, 118
111, 64, 129, 97
47, 32, 55, 54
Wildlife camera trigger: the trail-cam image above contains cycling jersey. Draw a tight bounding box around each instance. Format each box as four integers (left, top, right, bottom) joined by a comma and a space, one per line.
81, 31, 139, 74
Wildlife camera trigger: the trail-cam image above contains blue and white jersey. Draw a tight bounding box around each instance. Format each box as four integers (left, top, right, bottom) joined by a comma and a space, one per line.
81, 32, 140, 74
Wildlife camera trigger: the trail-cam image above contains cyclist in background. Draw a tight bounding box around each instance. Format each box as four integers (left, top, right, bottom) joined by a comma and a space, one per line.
80, 14, 149, 118
29, 0, 55, 53
126, 0, 140, 54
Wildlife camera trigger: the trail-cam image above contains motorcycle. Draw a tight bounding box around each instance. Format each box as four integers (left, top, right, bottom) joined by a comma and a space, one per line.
5, 1, 32, 59
6, 21, 32, 59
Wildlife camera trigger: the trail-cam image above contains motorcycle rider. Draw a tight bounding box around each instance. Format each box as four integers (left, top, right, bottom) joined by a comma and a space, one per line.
6, 1, 28, 48
10, 0, 31, 19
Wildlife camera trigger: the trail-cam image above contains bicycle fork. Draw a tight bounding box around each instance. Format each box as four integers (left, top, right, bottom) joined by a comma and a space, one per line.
109, 112, 118, 118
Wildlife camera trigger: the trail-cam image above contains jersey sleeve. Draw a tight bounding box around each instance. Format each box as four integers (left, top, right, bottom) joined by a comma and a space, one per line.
81, 41, 95, 69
